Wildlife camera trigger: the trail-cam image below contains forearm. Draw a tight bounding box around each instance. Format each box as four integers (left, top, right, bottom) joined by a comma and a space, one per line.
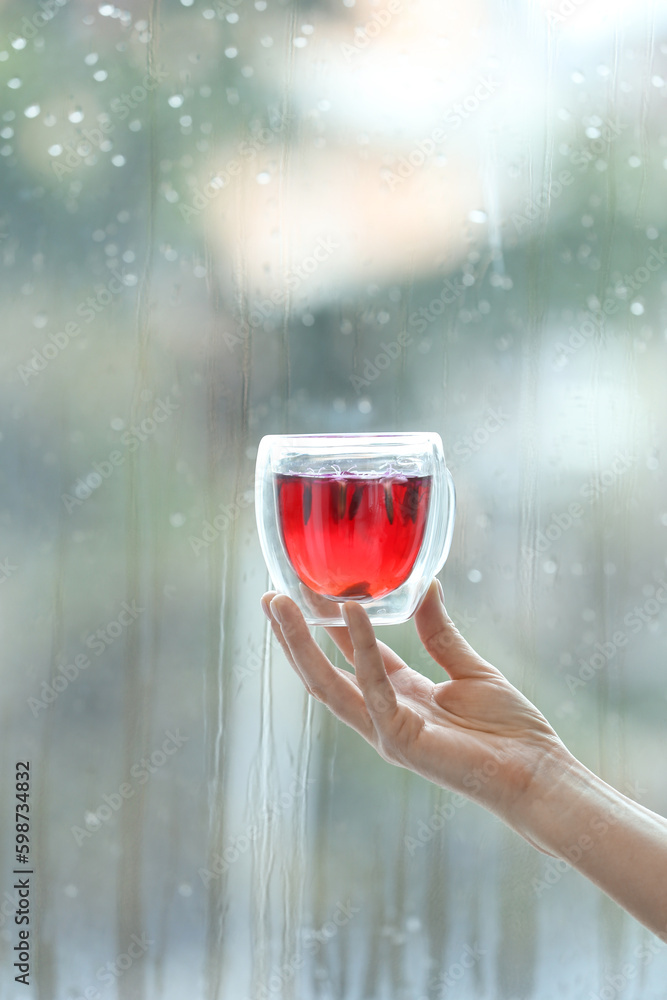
514, 750, 667, 938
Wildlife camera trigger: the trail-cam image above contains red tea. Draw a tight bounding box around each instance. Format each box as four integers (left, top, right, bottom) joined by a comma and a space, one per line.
275, 472, 432, 600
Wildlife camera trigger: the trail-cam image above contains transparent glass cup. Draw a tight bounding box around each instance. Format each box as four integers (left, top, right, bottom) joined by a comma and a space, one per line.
255, 432, 456, 625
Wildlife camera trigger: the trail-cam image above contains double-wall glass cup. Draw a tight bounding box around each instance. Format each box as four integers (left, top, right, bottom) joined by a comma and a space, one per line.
255, 432, 456, 625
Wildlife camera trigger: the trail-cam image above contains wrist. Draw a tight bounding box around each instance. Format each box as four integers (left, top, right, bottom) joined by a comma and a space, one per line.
502, 743, 589, 855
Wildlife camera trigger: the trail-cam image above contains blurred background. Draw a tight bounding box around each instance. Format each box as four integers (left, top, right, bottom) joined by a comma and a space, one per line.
1, 0, 667, 996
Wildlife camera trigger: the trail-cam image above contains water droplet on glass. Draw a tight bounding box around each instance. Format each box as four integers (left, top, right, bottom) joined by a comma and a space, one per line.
170, 513, 186, 528
468, 569, 482, 583
168, 94, 184, 108
256, 171, 270, 184
8, 78, 22, 90
24, 105, 40, 119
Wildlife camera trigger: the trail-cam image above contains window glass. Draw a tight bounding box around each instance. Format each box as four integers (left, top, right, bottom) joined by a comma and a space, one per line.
2, 0, 667, 996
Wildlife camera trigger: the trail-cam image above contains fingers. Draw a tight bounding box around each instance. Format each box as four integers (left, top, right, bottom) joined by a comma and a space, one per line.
415, 580, 501, 681
341, 602, 401, 731
261, 591, 299, 670
265, 594, 375, 742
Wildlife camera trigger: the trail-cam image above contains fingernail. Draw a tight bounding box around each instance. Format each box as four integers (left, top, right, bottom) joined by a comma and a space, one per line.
270, 599, 284, 625
436, 579, 445, 604
341, 604, 351, 628
260, 598, 273, 622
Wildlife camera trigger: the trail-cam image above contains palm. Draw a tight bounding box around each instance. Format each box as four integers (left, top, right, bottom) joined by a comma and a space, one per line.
360, 642, 558, 800
262, 581, 564, 814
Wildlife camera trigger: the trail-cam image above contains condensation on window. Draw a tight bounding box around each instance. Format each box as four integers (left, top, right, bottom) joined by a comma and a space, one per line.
1, 0, 667, 997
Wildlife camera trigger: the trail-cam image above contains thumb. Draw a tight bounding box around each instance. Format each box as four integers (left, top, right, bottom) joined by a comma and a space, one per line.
415, 580, 501, 681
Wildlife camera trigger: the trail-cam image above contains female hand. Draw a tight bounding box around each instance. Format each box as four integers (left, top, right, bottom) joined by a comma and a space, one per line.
261, 580, 574, 844
261, 581, 667, 935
